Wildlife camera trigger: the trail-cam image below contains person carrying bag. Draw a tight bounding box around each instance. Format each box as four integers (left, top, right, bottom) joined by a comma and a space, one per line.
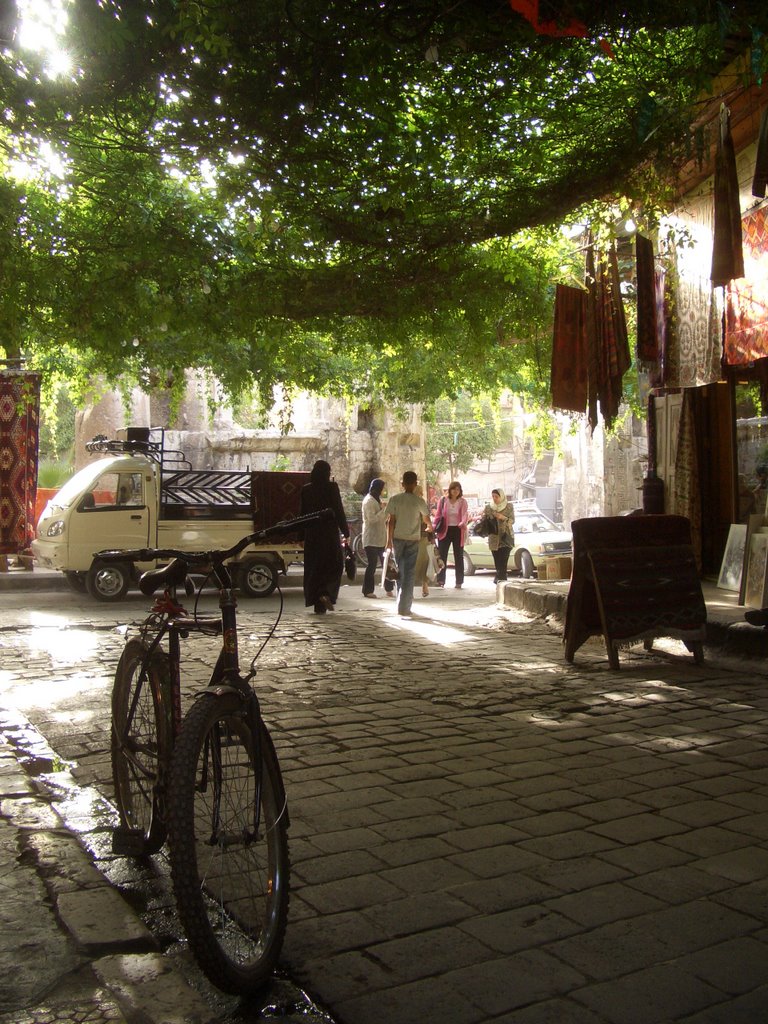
433, 481, 468, 589
484, 488, 515, 583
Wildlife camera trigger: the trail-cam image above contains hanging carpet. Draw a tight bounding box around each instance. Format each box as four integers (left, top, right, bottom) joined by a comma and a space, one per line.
550, 283, 588, 413
636, 233, 660, 363
662, 245, 722, 388
0, 372, 40, 556
725, 204, 768, 365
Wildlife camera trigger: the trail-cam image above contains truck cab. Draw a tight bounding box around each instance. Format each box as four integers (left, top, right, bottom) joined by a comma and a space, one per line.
33, 454, 156, 599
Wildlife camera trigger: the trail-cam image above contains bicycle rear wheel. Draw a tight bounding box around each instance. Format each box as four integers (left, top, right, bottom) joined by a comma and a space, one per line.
111, 637, 171, 855
166, 691, 289, 994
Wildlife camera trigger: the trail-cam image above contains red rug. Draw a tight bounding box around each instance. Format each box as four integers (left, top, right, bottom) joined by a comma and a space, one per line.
0, 372, 40, 555
725, 205, 768, 364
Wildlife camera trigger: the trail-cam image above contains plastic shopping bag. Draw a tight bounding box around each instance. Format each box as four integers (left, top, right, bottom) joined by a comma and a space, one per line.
426, 545, 444, 583
382, 548, 400, 582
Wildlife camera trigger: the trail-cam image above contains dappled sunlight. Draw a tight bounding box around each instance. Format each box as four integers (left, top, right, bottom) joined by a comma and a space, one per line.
22, 626, 100, 664
50, 708, 97, 727
8, 670, 105, 712
384, 615, 479, 646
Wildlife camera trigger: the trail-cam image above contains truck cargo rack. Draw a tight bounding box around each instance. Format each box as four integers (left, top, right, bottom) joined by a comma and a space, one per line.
85, 427, 191, 473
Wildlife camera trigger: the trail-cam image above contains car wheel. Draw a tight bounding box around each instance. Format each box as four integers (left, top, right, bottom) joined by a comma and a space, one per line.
463, 553, 475, 576
240, 558, 278, 598
86, 560, 131, 601
519, 550, 535, 579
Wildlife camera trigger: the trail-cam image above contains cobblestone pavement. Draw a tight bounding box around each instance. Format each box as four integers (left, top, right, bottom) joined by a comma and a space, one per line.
1, 580, 768, 1023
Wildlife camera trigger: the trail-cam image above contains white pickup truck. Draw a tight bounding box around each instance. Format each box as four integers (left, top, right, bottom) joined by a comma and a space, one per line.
32, 428, 308, 601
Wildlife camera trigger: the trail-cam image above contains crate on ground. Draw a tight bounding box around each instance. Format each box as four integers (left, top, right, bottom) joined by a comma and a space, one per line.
543, 556, 572, 580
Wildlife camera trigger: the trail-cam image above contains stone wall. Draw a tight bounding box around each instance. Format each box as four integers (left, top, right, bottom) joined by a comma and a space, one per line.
558, 409, 647, 526
74, 374, 426, 503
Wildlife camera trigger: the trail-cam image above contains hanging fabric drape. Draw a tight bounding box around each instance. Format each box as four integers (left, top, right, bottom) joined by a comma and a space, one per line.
752, 105, 768, 199
669, 389, 702, 570
0, 372, 40, 555
551, 243, 630, 431
711, 106, 745, 286
550, 283, 588, 413
585, 244, 631, 432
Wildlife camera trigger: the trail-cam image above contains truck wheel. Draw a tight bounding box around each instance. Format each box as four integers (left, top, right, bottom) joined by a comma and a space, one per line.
519, 550, 535, 579
240, 559, 278, 598
86, 560, 131, 601
63, 571, 87, 593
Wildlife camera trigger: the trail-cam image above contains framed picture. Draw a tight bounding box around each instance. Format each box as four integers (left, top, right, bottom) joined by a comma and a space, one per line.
717, 523, 747, 592
744, 532, 768, 608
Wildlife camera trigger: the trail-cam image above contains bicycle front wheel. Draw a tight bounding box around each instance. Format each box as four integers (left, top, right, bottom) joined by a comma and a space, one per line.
166, 692, 289, 994
111, 637, 171, 855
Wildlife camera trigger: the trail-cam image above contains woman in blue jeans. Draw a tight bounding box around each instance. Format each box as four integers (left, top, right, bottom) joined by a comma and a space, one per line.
434, 481, 469, 589
361, 478, 395, 598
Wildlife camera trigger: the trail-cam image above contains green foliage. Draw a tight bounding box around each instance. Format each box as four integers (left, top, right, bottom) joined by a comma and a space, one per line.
37, 459, 73, 488
425, 393, 514, 483
1, 1, 767, 411
38, 381, 76, 462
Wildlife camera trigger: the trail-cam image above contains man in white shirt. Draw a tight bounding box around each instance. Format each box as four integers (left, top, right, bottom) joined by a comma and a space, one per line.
386, 471, 430, 617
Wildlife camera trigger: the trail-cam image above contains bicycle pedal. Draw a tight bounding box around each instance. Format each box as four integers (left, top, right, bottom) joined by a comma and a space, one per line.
112, 826, 149, 856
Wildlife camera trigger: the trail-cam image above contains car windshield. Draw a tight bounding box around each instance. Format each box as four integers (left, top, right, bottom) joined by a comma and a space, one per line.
47, 461, 112, 508
515, 513, 557, 534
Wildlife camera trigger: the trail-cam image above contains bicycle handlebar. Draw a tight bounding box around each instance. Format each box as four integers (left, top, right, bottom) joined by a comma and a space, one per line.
94, 508, 335, 565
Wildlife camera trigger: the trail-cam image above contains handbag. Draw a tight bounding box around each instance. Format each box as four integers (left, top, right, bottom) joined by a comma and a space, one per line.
343, 540, 356, 581
433, 498, 446, 535
472, 513, 497, 538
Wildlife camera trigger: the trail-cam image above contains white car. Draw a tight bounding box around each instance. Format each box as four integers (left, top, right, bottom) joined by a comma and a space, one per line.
461, 503, 572, 578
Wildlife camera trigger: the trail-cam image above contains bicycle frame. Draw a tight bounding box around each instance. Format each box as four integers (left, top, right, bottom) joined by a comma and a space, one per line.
108, 509, 332, 847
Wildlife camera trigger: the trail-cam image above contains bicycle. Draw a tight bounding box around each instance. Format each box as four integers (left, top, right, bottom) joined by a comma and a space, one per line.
99, 509, 333, 994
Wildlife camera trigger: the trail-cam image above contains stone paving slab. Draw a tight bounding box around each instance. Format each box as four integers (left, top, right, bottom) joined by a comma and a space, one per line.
1, 583, 768, 1023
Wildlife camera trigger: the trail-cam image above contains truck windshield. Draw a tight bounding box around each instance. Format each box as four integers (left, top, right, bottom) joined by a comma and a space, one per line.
47, 461, 116, 509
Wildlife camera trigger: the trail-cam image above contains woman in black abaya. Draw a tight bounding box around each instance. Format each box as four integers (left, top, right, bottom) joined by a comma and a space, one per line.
300, 460, 349, 613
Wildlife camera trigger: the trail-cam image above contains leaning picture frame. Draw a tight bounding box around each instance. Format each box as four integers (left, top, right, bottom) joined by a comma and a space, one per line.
744, 531, 768, 608
717, 523, 747, 592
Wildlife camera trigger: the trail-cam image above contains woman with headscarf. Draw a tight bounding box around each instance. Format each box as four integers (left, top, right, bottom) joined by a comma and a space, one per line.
300, 460, 349, 613
484, 488, 515, 583
361, 478, 394, 599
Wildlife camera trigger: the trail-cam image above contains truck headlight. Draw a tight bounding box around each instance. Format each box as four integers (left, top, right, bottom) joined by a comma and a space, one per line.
541, 543, 555, 553
46, 520, 65, 537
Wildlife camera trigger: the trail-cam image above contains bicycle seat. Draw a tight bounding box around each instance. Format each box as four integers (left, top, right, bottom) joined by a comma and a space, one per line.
139, 557, 189, 596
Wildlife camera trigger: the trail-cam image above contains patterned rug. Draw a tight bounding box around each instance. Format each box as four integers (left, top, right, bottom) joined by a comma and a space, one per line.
663, 246, 722, 388
725, 204, 768, 364
0, 373, 40, 555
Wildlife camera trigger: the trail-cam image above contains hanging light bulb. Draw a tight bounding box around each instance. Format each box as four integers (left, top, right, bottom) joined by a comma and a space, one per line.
624, 217, 637, 234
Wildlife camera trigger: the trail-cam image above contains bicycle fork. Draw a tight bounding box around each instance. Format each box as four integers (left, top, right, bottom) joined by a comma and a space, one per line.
196, 585, 267, 848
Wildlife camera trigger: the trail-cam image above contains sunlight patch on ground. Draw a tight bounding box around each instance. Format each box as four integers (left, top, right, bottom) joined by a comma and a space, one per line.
22, 627, 100, 664
384, 615, 479, 645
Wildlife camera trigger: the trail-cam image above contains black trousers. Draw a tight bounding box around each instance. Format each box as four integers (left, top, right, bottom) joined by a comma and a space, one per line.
492, 546, 512, 582
363, 545, 394, 595
437, 526, 464, 585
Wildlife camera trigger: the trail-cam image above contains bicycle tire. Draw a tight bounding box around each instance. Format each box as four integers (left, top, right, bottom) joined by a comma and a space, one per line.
166, 691, 289, 994
111, 638, 171, 855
